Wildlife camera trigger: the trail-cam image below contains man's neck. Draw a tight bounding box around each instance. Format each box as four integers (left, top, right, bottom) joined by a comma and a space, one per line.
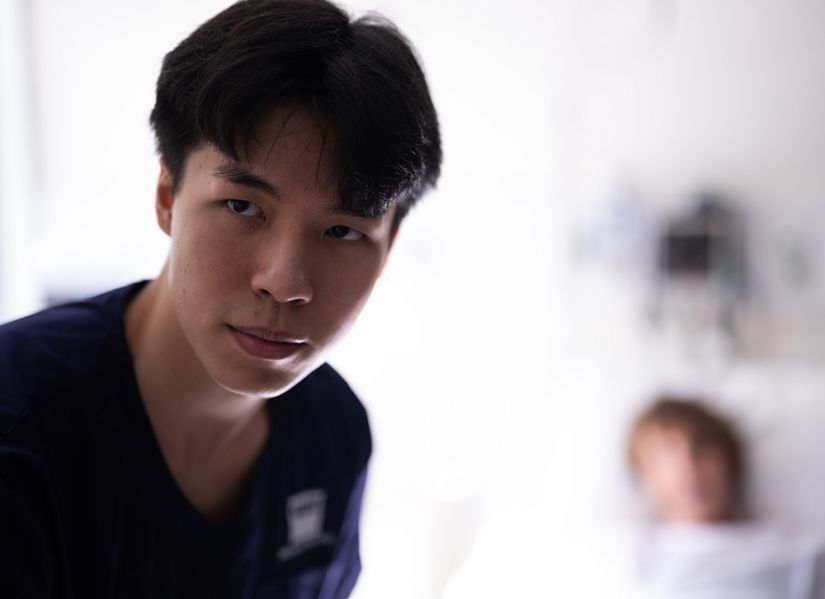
123, 268, 270, 521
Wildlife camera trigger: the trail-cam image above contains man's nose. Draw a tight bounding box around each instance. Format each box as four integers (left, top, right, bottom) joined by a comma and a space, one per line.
249, 231, 314, 305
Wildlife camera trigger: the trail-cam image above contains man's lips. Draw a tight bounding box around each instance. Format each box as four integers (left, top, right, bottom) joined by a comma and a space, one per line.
228, 325, 308, 360
230, 325, 307, 343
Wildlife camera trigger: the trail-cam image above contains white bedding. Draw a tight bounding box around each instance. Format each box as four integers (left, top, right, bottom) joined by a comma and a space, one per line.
634, 522, 825, 599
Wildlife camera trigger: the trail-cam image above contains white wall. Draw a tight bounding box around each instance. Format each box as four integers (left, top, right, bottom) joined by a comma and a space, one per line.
0, 0, 40, 319
24, 0, 230, 301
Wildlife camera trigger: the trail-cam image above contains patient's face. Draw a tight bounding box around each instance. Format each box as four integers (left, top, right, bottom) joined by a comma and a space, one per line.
635, 425, 735, 523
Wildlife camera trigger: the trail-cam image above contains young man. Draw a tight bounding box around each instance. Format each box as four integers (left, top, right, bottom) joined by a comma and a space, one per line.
0, 1, 440, 597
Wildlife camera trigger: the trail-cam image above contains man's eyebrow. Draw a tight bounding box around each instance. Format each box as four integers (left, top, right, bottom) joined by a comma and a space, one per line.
325, 205, 385, 220
212, 161, 280, 198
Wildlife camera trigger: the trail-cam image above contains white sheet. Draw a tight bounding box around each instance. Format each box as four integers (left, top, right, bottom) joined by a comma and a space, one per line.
634, 522, 824, 599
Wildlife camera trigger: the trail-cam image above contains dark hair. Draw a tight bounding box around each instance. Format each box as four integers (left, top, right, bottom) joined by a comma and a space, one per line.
628, 396, 745, 493
149, 0, 441, 221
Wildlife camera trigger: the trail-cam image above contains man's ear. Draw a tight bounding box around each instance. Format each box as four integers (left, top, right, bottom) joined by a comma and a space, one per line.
387, 204, 403, 251
377, 211, 402, 277
155, 161, 174, 236
388, 222, 400, 252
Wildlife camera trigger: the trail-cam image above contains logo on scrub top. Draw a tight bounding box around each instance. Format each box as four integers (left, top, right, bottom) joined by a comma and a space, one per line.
277, 488, 336, 561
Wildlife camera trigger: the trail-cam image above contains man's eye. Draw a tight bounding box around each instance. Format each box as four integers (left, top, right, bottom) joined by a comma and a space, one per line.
225, 199, 262, 217
327, 225, 364, 241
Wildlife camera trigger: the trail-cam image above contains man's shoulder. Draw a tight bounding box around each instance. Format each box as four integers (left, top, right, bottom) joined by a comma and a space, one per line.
0, 282, 144, 344
283, 364, 372, 462
294, 364, 369, 422
0, 282, 146, 432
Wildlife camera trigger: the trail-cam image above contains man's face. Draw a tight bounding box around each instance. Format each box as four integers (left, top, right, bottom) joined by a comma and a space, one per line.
156, 108, 396, 398
635, 425, 735, 523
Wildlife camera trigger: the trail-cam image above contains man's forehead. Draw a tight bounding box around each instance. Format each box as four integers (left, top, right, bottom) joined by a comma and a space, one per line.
249, 107, 332, 159
236, 109, 336, 176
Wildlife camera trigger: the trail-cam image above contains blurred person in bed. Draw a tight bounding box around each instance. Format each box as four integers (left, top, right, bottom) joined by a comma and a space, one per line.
627, 396, 825, 599
629, 396, 746, 525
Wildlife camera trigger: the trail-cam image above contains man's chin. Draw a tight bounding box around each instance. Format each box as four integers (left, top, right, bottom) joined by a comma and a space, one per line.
211, 359, 320, 400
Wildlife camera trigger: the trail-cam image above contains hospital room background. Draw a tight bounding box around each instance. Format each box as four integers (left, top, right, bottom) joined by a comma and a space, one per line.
2, 0, 825, 596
